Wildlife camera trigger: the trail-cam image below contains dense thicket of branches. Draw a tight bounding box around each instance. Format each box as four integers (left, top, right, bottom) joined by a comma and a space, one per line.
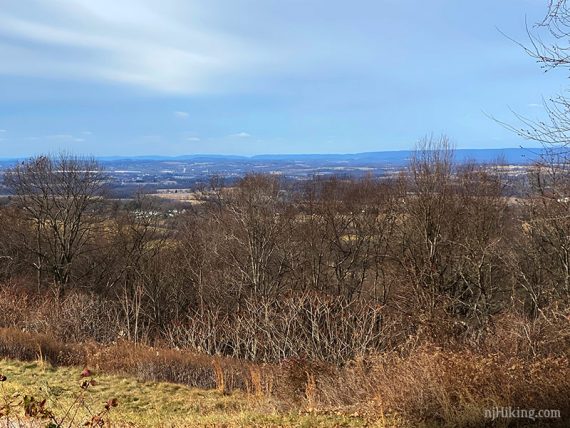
0, 142, 568, 364
3, 155, 106, 296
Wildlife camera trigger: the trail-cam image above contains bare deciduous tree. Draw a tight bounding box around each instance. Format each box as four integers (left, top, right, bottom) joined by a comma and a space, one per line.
500, 0, 570, 316
3, 154, 107, 296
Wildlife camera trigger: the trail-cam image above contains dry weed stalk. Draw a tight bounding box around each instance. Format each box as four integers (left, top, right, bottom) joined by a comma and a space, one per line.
212, 360, 225, 394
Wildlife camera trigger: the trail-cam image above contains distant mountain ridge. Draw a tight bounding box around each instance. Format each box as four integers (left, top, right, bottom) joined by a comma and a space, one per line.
0, 147, 547, 167
95, 147, 544, 165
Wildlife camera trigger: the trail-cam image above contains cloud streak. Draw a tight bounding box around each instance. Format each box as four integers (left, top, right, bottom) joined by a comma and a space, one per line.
45, 134, 85, 143
229, 132, 251, 138
0, 0, 398, 95
174, 111, 190, 119
0, 0, 276, 94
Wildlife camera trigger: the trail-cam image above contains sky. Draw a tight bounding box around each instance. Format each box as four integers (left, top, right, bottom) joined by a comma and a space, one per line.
0, 0, 565, 157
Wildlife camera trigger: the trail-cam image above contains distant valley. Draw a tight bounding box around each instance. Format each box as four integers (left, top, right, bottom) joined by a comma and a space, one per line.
0, 147, 544, 197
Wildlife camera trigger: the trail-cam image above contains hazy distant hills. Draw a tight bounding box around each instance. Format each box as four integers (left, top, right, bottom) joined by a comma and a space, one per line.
0, 147, 550, 197
0, 147, 546, 167
248, 147, 542, 165
93, 147, 543, 166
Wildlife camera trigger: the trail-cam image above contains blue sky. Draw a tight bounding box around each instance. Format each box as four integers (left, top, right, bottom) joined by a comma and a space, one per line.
0, 0, 564, 157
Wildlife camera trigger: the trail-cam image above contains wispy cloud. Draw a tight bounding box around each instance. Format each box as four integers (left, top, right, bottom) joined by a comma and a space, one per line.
186, 136, 200, 142
0, 0, 383, 95
174, 111, 189, 119
44, 134, 85, 142
0, 0, 290, 94
229, 132, 251, 138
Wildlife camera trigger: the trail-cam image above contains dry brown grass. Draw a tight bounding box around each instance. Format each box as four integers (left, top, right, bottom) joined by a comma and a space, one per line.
0, 359, 367, 427
0, 327, 568, 426
306, 345, 569, 426
0, 328, 84, 367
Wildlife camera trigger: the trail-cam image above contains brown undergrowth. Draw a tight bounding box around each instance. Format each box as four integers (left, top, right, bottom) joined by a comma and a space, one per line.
0, 327, 568, 426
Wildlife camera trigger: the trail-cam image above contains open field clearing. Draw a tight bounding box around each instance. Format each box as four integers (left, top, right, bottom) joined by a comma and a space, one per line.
150, 191, 204, 204
0, 359, 372, 428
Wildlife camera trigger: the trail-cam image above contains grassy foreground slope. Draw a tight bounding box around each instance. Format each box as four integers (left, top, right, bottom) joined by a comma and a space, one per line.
0, 359, 370, 428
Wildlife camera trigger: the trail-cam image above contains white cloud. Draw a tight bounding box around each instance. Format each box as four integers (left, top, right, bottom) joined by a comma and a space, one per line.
528, 103, 542, 108
45, 134, 85, 142
229, 132, 251, 138
0, 0, 290, 94
186, 136, 200, 142
0, 0, 380, 95
174, 111, 189, 119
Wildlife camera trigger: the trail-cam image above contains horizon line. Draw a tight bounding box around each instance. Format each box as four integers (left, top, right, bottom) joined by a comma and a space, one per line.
0, 146, 542, 161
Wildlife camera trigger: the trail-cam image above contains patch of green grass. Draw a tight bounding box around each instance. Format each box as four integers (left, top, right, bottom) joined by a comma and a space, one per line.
0, 359, 373, 427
